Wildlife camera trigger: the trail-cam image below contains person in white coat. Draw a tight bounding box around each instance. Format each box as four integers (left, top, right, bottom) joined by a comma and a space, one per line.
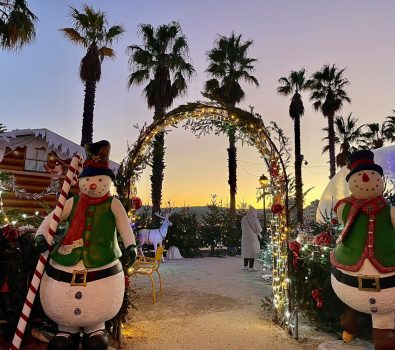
241, 206, 262, 271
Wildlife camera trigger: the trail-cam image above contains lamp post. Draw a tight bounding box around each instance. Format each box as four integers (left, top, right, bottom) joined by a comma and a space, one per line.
259, 174, 269, 236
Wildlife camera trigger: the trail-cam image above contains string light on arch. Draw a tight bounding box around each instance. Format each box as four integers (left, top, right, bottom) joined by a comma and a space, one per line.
121, 102, 292, 328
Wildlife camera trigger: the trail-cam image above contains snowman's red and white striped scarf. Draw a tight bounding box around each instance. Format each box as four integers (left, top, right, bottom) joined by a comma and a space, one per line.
334, 195, 387, 243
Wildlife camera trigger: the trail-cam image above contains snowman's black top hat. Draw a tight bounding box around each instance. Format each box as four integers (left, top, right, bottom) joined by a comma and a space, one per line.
346, 149, 383, 182
79, 140, 115, 180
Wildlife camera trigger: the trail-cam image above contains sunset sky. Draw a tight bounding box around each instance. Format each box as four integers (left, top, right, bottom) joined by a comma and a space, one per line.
2, 0, 395, 209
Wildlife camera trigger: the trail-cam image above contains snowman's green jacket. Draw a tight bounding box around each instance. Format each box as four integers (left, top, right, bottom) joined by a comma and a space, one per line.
50, 195, 122, 268
331, 203, 395, 272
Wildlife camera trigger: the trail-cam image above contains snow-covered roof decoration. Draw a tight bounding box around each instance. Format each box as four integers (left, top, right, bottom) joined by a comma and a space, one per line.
0, 128, 119, 173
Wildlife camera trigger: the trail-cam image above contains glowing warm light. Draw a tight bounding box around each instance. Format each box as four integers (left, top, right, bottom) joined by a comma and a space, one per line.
125, 104, 291, 325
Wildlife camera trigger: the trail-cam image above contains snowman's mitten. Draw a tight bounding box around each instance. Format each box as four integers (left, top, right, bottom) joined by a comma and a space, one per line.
34, 234, 50, 253
125, 244, 137, 267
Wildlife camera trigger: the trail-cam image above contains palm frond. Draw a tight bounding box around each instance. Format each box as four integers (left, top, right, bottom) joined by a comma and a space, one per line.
59, 27, 86, 46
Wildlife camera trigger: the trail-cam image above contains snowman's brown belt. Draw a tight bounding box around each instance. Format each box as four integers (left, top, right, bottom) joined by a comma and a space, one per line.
45, 262, 123, 287
332, 267, 395, 292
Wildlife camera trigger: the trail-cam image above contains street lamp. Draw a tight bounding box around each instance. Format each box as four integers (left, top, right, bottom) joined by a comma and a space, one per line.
259, 174, 269, 236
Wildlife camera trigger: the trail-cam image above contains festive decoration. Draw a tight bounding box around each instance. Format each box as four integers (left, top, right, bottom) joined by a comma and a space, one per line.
131, 196, 142, 210
330, 150, 395, 349
0, 217, 55, 343
311, 288, 324, 309
11, 155, 83, 350
118, 102, 291, 327
270, 160, 280, 177
0, 277, 10, 293
289, 240, 301, 271
271, 202, 284, 214
2, 224, 19, 241
20, 141, 137, 350
137, 211, 172, 260
0, 172, 60, 200
312, 231, 331, 246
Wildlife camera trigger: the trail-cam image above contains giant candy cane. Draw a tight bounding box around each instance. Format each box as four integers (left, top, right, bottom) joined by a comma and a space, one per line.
11, 154, 83, 350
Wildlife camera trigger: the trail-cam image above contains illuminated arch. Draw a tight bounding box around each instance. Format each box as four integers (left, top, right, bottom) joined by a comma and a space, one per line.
123, 102, 291, 327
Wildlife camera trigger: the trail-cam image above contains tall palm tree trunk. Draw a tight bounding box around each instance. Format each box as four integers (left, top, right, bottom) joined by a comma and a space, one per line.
327, 112, 336, 179
80, 80, 96, 146
228, 127, 237, 216
294, 115, 303, 225
151, 107, 166, 226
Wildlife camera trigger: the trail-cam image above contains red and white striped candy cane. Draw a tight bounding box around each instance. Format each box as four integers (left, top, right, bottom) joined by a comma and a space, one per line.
11, 154, 83, 350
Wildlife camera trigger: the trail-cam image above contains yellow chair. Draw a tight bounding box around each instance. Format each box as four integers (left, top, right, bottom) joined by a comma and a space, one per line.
130, 246, 164, 303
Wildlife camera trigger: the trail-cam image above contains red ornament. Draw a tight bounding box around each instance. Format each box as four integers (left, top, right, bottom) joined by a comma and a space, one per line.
124, 275, 132, 289
311, 288, 324, 308
312, 231, 332, 246
2, 224, 19, 241
331, 218, 339, 225
289, 240, 301, 271
271, 203, 284, 214
270, 161, 279, 177
0, 277, 10, 293
131, 196, 142, 210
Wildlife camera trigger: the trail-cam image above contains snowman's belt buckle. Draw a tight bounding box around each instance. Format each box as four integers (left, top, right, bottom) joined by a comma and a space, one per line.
71, 269, 88, 287
357, 274, 381, 292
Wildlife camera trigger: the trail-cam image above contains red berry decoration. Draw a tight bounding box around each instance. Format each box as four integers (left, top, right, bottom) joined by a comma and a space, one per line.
271, 203, 284, 214
131, 196, 142, 210
331, 218, 339, 225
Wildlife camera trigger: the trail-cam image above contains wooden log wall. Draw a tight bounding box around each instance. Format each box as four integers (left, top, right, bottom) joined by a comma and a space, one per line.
0, 147, 78, 215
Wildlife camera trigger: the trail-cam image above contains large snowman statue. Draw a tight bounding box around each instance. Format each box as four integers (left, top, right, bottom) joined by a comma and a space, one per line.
331, 150, 395, 350
34, 140, 137, 350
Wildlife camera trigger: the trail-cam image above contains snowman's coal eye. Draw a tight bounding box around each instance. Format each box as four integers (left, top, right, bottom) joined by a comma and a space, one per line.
99, 179, 102, 182
86, 178, 89, 181
358, 173, 361, 176
371, 172, 374, 174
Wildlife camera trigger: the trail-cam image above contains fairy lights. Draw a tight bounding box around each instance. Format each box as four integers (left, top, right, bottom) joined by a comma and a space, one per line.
123, 102, 291, 327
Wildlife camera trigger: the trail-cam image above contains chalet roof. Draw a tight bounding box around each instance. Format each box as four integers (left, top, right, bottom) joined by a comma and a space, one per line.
0, 128, 119, 172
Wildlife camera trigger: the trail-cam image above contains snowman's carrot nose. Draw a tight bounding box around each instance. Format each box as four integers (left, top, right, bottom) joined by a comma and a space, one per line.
89, 183, 97, 190
362, 173, 370, 182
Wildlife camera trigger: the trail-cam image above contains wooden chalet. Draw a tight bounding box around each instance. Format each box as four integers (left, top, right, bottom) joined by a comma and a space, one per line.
0, 129, 119, 214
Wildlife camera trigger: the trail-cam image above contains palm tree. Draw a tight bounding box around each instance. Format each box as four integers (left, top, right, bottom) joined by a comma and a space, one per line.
384, 111, 395, 143
322, 113, 364, 167
60, 5, 125, 146
203, 32, 259, 215
360, 122, 387, 149
277, 68, 309, 226
127, 22, 194, 223
0, 0, 37, 50
308, 64, 351, 179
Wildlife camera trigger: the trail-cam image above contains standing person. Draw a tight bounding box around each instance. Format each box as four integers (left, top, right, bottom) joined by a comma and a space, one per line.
241, 206, 262, 271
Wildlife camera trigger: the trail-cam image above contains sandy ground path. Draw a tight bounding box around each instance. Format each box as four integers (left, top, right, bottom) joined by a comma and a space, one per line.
120, 256, 333, 350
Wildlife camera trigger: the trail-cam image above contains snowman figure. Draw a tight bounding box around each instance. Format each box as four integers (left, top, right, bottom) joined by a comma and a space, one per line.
34, 140, 137, 350
331, 150, 395, 350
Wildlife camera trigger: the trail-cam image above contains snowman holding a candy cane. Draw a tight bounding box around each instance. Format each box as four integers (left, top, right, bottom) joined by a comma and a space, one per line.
34, 140, 137, 350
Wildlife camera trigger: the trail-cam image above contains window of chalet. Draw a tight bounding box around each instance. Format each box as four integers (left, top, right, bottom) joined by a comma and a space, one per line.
24, 147, 48, 172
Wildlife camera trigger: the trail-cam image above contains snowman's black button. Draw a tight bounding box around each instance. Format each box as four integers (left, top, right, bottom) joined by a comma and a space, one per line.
370, 307, 378, 313
74, 308, 81, 315
369, 298, 376, 304
75, 291, 82, 299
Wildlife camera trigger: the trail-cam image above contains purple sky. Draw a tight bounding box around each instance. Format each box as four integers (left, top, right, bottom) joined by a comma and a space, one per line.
2, 0, 395, 207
